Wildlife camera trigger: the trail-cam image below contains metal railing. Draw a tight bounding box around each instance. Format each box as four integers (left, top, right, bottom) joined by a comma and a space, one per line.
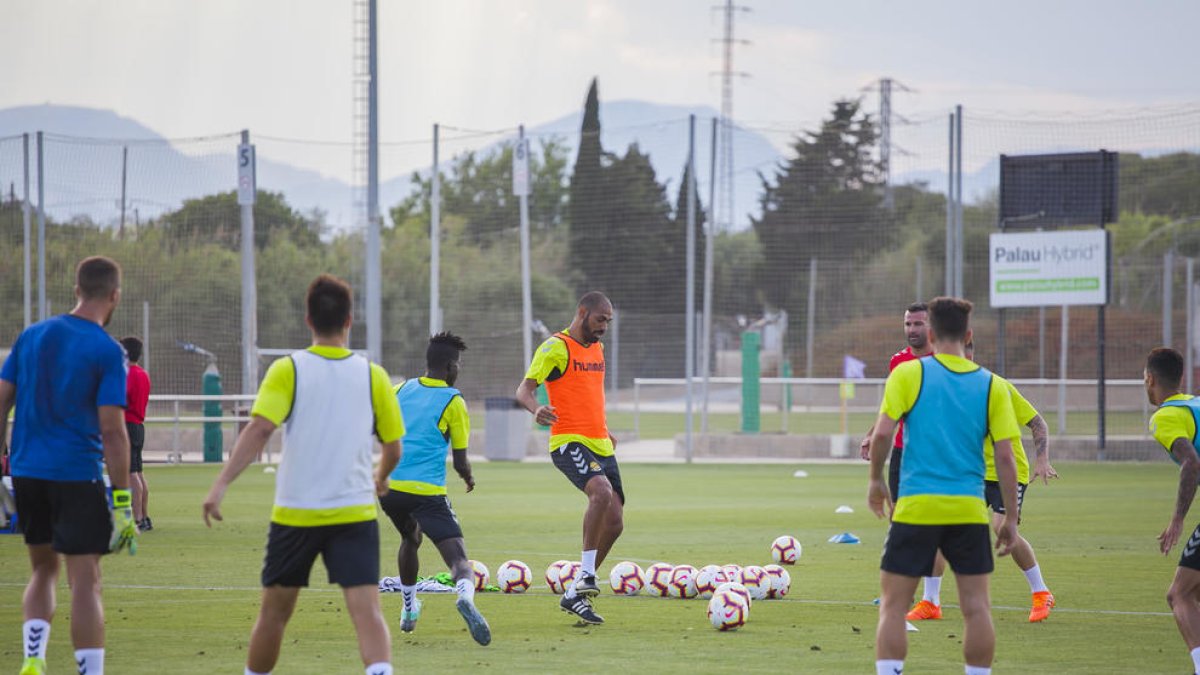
629, 376, 1150, 439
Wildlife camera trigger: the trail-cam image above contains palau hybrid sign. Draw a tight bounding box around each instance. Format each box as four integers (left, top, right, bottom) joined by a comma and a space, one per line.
989, 229, 1109, 308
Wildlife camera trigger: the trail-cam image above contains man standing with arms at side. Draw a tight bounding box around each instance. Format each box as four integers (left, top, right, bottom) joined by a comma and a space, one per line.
203, 274, 402, 675
860, 303, 933, 502
516, 291, 622, 626
867, 297, 1021, 675
120, 336, 153, 532
0, 256, 137, 675
380, 331, 490, 645
1144, 347, 1200, 675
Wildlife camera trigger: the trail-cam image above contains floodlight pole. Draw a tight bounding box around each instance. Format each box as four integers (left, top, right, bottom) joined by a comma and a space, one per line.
430, 123, 441, 335
685, 115, 697, 462
22, 133, 31, 328
518, 125, 533, 366
364, 0, 382, 364
701, 117, 718, 434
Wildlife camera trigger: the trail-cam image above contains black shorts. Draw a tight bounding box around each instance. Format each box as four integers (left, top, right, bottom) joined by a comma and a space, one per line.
881, 522, 994, 577
379, 490, 463, 543
1180, 523, 1200, 571
984, 481, 1028, 520
888, 447, 903, 499
14, 477, 112, 555
551, 443, 625, 504
126, 422, 145, 473
261, 520, 380, 588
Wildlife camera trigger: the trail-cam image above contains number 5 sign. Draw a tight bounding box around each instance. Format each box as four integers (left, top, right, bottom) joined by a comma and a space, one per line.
237, 143, 256, 206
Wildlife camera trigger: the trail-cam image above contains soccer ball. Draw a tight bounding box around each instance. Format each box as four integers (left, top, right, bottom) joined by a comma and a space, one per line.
707, 587, 750, 631
763, 563, 791, 599
468, 560, 490, 591
668, 564, 699, 599
497, 560, 532, 594
721, 564, 743, 582
771, 535, 802, 565
694, 565, 729, 599
546, 560, 571, 594
609, 561, 646, 596
645, 562, 674, 597
560, 560, 582, 589
716, 581, 753, 608
739, 565, 769, 600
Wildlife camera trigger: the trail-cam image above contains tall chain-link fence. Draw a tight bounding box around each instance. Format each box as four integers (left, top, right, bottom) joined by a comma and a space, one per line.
2, 102, 1198, 448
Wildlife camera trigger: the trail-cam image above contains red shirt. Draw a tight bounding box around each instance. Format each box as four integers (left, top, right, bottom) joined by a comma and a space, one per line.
124, 364, 151, 424
887, 347, 928, 448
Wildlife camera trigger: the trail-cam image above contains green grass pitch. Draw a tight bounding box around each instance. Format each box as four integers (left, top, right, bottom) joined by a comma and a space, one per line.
0, 461, 1187, 673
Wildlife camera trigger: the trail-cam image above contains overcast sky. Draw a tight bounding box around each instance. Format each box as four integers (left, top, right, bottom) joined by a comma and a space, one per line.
3, 0, 1196, 174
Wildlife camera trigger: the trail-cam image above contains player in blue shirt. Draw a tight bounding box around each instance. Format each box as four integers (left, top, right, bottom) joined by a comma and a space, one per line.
0, 256, 137, 675
379, 332, 490, 646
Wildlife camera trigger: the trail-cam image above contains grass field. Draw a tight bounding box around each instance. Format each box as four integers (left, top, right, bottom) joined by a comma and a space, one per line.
0, 461, 1187, 673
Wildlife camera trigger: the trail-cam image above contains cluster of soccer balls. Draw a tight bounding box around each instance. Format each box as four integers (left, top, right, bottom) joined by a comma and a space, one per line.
482, 534, 802, 632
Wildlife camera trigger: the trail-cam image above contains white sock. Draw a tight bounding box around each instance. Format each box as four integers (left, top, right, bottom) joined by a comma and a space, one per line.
1190, 646, 1200, 673
245, 668, 269, 675
365, 663, 393, 675
964, 666, 991, 675
581, 550, 598, 577
876, 659, 904, 674
1023, 564, 1049, 593
74, 648, 104, 675
455, 577, 475, 603
23, 618, 50, 659
399, 583, 415, 611
923, 576, 942, 605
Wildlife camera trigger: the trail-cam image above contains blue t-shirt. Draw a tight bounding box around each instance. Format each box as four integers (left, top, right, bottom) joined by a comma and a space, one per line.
1, 314, 127, 481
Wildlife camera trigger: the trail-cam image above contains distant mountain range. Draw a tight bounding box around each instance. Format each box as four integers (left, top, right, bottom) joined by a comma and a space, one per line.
0, 102, 990, 232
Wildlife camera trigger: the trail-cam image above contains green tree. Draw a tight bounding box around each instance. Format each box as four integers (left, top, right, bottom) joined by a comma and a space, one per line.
1119, 152, 1200, 217
750, 99, 889, 361
568, 78, 607, 295
158, 190, 321, 251
396, 138, 570, 246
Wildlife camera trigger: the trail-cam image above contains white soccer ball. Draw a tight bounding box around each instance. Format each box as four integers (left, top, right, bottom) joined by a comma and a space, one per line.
609, 561, 646, 596
668, 564, 699, 599
762, 563, 791, 599
546, 560, 571, 594
497, 560, 532, 594
716, 581, 753, 608
560, 560, 581, 589
721, 563, 743, 582
739, 565, 769, 601
707, 587, 750, 631
468, 560, 490, 591
771, 535, 802, 565
645, 562, 674, 597
694, 565, 729, 599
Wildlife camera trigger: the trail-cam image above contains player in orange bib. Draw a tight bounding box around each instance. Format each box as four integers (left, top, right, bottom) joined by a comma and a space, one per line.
517, 291, 621, 625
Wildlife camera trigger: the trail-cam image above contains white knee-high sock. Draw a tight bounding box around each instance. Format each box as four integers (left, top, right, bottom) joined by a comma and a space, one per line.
74, 647, 104, 675
365, 663, 393, 675
581, 550, 598, 577
1190, 645, 1200, 674
876, 659, 904, 674
456, 577, 475, 603
23, 619, 50, 659
1022, 564, 1048, 593
923, 576, 942, 604
399, 583, 415, 611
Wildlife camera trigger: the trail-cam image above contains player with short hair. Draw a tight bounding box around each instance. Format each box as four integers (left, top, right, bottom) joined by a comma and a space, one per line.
1, 255, 136, 675
860, 302, 933, 500
379, 331, 490, 646
867, 296, 1021, 675
203, 274, 403, 675
1144, 347, 1200, 675
907, 339, 1060, 623
120, 335, 153, 532
516, 291, 622, 626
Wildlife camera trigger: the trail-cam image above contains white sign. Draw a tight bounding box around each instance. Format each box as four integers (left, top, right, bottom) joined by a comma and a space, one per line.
512, 138, 530, 197
237, 143, 256, 206
989, 229, 1108, 307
